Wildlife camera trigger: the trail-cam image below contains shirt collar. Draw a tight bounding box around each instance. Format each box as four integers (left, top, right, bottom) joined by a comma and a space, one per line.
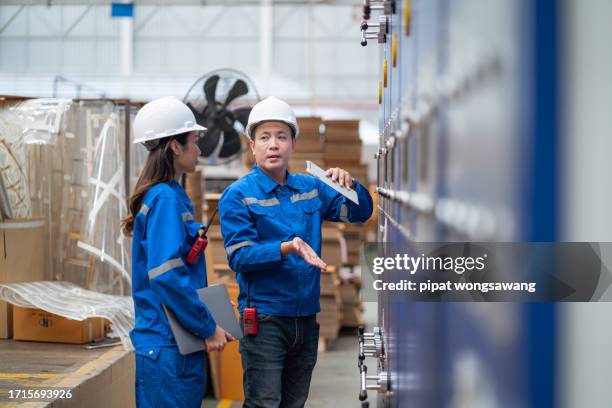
253, 165, 302, 193
169, 179, 188, 199
169, 179, 195, 210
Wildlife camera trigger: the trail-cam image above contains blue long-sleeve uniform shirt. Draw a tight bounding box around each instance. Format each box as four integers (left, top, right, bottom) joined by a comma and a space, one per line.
219, 165, 373, 317
130, 180, 216, 352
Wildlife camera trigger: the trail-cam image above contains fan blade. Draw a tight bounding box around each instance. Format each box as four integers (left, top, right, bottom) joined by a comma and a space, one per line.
223, 79, 249, 107
219, 128, 242, 158
186, 102, 206, 125
198, 126, 221, 157
232, 107, 252, 128
203, 75, 220, 107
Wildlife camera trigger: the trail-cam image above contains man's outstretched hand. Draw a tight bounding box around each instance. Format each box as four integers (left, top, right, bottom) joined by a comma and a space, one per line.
281, 237, 327, 270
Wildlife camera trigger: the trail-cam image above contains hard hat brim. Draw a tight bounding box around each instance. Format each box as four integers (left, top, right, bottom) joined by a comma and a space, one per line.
246, 119, 299, 139
133, 123, 207, 145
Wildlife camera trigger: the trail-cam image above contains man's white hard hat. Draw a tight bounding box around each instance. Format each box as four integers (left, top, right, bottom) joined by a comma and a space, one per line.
245, 96, 299, 139
133, 96, 206, 148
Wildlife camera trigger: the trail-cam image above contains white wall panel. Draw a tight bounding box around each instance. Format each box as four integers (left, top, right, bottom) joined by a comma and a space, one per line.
28, 6, 61, 37
29, 41, 61, 73
63, 6, 98, 37
61, 40, 93, 73
0, 6, 28, 36
0, 40, 27, 72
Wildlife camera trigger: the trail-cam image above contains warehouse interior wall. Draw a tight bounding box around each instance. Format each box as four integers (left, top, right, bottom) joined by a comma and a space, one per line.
0, 3, 378, 103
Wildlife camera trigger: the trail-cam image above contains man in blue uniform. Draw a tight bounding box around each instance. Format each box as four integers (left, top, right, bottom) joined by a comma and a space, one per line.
219, 96, 373, 407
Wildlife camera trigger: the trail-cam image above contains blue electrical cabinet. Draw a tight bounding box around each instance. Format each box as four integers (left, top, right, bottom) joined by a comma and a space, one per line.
365, 0, 559, 407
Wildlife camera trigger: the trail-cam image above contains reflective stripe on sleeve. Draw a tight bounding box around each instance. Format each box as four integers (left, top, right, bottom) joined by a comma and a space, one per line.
148, 258, 184, 280
226, 240, 255, 255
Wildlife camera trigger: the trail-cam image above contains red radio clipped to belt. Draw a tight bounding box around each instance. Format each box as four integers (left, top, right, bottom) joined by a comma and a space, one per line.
185, 207, 218, 265
244, 274, 257, 335
243, 307, 258, 335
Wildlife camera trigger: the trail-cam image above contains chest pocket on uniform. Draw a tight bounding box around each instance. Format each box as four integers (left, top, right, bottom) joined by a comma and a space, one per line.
249, 205, 279, 239
300, 198, 322, 214
297, 198, 322, 241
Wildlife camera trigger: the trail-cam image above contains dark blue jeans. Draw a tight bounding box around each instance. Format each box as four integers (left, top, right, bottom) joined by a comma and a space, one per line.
240, 314, 319, 408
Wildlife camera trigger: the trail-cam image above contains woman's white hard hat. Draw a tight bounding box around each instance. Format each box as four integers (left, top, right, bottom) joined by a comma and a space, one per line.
133, 96, 206, 147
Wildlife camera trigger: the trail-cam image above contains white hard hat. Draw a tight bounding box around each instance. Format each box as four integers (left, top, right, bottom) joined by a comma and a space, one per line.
246, 96, 299, 139
133, 96, 206, 147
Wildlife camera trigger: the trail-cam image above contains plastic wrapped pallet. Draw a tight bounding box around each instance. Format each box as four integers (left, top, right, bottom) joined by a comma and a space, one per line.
72, 103, 131, 295
0, 281, 134, 349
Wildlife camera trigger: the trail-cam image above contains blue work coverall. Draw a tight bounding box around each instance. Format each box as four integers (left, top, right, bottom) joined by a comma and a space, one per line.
130, 180, 216, 408
219, 164, 373, 407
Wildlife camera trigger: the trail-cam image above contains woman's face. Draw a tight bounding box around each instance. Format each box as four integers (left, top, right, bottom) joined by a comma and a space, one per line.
173, 131, 201, 174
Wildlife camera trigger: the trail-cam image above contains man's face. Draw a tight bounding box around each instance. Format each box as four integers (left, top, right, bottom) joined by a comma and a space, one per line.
250, 121, 295, 174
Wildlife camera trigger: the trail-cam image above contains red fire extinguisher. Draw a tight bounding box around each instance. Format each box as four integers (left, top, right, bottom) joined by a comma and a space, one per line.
186, 207, 218, 265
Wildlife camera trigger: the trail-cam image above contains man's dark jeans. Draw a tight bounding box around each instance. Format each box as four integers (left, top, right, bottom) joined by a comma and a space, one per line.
240, 314, 319, 408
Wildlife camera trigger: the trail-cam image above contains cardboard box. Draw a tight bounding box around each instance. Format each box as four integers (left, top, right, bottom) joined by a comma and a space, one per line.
295, 117, 324, 153
289, 153, 326, 175
0, 218, 46, 338
342, 306, 365, 328
297, 117, 324, 133
323, 143, 362, 164
323, 119, 361, 143
12, 306, 107, 344
321, 227, 346, 267
338, 282, 361, 306
320, 266, 339, 296
318, 292, 343, 340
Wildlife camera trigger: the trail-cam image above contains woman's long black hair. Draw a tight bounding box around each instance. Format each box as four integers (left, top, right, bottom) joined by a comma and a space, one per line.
121, 132, 190, 235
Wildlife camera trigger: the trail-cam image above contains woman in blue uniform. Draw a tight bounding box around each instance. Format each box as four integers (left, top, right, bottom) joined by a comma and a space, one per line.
122, 96, 234, 408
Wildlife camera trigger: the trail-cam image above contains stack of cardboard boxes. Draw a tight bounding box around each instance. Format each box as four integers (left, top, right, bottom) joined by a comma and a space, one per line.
320, 119, 368, 333
318, 266, 342, 350
317, 226, 347, 348
333, 222, 363, 267
322, 119, 368, 185
289, 117, 325, 175
0, 219, 46, 339
338, 276, 364, 328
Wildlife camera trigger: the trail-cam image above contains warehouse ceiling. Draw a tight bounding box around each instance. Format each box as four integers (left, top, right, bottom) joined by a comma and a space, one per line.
0, 1, 379, 141
0, 0, 359, 5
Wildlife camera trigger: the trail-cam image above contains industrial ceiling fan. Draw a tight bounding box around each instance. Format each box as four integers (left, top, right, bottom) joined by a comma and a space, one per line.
183, 69, 260, 165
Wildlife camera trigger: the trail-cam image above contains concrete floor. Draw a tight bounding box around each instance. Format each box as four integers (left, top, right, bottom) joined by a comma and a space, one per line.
307, 302, 378, 408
